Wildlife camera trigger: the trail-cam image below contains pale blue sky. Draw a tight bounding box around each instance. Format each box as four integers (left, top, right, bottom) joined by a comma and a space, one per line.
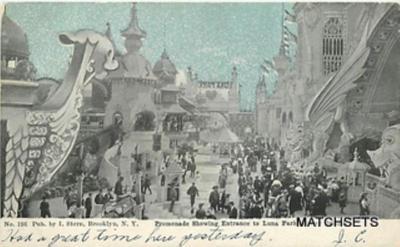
7, 2, 295, 110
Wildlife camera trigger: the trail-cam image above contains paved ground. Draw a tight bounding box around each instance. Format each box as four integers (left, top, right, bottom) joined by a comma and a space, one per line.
28, 197, 67, 218
178, 154, 360, 218
27, 153, 361, 218
178, 154, 239, 218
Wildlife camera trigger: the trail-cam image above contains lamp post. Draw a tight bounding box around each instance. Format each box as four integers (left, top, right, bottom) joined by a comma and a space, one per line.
132, 144, 144, 219
76, 143, 86, 218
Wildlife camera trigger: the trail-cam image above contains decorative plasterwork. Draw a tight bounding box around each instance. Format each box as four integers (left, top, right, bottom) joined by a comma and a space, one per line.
347, 6, 400, 115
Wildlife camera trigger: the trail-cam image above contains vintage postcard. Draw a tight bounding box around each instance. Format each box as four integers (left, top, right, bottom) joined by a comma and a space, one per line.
1, 1, 400, 246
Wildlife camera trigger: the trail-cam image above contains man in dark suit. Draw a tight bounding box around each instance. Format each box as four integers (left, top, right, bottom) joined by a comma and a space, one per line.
209, 186, 219, 212
114, 176, 124, 197
228, 201, 238, 219
195, 203, 206, 219
187, 182, 199, 211
169, 185, 178, 213
84, 193, 92, 218
40, 197, 51, 218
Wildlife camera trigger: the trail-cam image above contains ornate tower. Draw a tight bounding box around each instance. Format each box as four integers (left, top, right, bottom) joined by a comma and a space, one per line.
228, 66, 240, 112
118, 3, 153, 78
153, 49, 177, 84
255, 71, 268, 135
273, 37, 290, 77
1, 9, 36, 81
121, 2, 146, 53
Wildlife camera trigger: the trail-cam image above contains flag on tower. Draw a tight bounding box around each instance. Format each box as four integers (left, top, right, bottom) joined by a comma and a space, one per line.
263, 59, 275, 68
261, 63, 270, 74
283, 25, 298, 44
284, 9, 296, 23
261, 59, 274, 74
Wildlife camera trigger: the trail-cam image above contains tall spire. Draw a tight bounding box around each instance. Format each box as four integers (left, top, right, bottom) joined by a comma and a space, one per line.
257, 65, 267, 89
105, 22, 112, 39
163, 17, 167, 51
281, 3, 284, 42
161, 48, 169, 59
121, 2, 146, 38
279, 3, 287, 56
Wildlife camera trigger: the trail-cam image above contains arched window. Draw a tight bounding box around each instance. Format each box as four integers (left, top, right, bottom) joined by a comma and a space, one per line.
323, 17, 344, 75
134, 111, 155, 131
289, 111, 293, 123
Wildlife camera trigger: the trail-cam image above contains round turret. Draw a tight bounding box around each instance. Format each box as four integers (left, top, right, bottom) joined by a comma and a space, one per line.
153, 49, 177, 84
1, 14, 30, 58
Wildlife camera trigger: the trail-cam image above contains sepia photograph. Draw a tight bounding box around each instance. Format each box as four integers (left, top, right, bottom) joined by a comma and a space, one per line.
1, 2, 400, 223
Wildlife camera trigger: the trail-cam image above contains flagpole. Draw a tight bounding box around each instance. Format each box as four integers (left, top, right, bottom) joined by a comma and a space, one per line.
281, 2, 284, 42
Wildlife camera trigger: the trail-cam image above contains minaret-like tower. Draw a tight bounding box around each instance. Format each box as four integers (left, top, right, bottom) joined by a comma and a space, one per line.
121, 3, 146, 54
229, 66, 240, 112
153, 49, 177, 84
274, 3, 290, 76
118, 2, 153, 78
255, 69, 268, 134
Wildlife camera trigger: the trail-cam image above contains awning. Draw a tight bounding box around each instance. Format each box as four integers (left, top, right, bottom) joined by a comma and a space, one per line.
178, 96, 199, 114
161, 83, 180, 91
161, 103, 188, 114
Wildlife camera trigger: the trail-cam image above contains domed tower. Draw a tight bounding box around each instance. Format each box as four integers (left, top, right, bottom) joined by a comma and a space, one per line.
1, 9, 36, 80
153, 49, 177, 84
1, 11, 40, 216
118, 3, 154, 78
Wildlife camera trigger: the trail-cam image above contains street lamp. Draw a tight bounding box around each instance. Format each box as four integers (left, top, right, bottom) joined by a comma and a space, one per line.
76, 143, 86, 218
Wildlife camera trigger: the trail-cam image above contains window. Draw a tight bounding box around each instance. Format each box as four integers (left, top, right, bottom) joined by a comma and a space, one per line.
323, 17, 344, 75
161, 91, 177, 103
8, 60, 16, 69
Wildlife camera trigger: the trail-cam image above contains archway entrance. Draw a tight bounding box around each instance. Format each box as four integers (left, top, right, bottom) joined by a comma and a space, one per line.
134, 111, 155, 131
349, 137, 380, 175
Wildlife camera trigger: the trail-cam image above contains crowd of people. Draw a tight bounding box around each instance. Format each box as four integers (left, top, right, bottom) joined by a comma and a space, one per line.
231, 141, 353, 218
37, 137, 372, 219
191, 138, 372, 220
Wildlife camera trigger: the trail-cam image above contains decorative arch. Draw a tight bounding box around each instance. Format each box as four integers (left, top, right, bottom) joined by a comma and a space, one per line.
134, 110, 156, 131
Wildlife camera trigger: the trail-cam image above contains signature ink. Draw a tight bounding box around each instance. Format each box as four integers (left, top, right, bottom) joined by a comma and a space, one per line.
354, 229, 367, 243
333, 229, 346, 246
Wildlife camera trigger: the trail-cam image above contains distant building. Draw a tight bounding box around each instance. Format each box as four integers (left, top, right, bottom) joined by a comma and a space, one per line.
87, 4, 191, 148
229, 112, 256, 139
180, 66, 255, 139
0, 10, 37, 217
93, 3, 197, 190
255, 3, 399, 148
182, 66, 240, 114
